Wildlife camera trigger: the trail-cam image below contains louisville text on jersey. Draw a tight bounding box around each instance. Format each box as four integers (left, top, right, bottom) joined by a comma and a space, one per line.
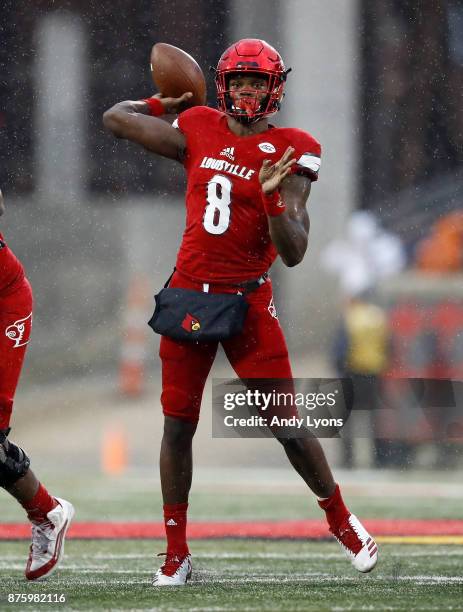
199, 157, 256, 181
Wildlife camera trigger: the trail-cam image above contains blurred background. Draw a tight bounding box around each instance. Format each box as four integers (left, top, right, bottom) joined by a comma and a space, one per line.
0, 0, 462, 521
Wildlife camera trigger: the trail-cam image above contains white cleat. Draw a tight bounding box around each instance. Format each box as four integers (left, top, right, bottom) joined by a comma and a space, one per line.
153, 553, 192, 586
330, 513, 378, 573
25, 497, 74, 581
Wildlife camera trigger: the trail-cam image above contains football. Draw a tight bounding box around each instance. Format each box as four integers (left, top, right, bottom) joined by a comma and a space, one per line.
150, 43, 207, 108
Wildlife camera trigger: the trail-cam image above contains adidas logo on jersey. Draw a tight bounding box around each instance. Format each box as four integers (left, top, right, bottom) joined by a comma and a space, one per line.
219, 146, 235, 161
166, 519, 178, 526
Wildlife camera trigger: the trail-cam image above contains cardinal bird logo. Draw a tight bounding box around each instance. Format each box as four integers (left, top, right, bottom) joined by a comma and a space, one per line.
267, 298, 278, 319
5, 312, 32, 348
181, 313, 201, 333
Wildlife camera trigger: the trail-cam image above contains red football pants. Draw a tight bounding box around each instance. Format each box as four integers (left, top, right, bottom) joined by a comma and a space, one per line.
0, 278, 33, 429
159, 271, 293, 423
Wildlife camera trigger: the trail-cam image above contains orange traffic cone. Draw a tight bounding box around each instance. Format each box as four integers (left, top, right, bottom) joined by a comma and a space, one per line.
119, 274, 151, 396
101, 426, 128, 475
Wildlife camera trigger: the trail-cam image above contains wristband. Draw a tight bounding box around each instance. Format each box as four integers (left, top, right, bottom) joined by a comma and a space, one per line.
142, 97, 164, 117
261, 190, 286, 217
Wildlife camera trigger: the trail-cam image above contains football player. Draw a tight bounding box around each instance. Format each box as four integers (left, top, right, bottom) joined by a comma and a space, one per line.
104, 39, 378, 585
0, 189, 74, 580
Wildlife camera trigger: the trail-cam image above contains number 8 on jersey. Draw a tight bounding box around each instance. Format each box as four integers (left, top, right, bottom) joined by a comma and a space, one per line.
203, 174, 232, 235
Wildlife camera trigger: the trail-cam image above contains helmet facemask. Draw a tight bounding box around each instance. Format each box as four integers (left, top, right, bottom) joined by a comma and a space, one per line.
216, 70, 285, 124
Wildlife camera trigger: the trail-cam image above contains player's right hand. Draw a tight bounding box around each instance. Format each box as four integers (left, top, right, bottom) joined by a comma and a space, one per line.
259, 146, 296, 195
150, 92, 193, 114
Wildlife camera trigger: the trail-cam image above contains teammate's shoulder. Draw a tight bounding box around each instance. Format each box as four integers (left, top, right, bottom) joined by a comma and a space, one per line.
275, 127, 321, 155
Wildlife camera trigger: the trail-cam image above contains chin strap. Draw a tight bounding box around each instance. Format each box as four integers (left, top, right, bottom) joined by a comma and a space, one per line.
226, 89, 273, 123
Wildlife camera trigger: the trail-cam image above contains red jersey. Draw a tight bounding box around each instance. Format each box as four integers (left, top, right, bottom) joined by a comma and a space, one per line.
0, 233, 25, 295
173, 106, 321, 283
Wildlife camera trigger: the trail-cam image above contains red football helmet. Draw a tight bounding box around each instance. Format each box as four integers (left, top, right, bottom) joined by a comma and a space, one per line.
215, 39, 290, 124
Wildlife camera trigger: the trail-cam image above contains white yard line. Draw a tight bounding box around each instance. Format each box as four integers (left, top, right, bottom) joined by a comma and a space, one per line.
2, 548, 463, 568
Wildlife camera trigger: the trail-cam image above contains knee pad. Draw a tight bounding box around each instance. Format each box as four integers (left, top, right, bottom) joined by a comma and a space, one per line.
161, 386, 201, 423
0, 428, 30, 487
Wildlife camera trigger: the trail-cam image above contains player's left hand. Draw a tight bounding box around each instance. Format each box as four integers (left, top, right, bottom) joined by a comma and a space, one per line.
259, 146, 296, 195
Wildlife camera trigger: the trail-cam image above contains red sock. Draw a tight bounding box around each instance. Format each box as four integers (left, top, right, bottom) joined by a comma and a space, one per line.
317, 484, 350, 528
21, 483, 58, 525
163, 502, 189, 556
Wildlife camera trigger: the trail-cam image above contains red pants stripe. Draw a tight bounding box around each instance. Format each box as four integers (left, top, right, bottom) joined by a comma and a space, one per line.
159, 271, 292, 423
0, 277, 33, 429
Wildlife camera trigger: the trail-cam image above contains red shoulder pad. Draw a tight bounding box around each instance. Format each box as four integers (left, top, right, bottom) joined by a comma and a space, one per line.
174, 106, 220, 135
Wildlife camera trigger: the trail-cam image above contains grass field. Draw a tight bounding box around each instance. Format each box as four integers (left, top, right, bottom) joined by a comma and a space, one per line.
1, 470, 462, 522
0, 469, 462, 611
1, 540, 462, 611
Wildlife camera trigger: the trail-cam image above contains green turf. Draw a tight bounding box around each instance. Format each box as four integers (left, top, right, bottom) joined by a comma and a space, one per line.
1, 470, 462, 610
0, 540, 462, 611
0, 472, 462, 522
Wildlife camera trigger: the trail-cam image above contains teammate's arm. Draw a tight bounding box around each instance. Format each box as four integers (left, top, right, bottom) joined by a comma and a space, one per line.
259, 147, 311, 267
102, 93, 192, 162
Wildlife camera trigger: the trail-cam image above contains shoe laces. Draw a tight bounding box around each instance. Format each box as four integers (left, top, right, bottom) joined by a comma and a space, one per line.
30, 521, 54, 557
157, 552, 188, 577
330, 516, 363, 555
